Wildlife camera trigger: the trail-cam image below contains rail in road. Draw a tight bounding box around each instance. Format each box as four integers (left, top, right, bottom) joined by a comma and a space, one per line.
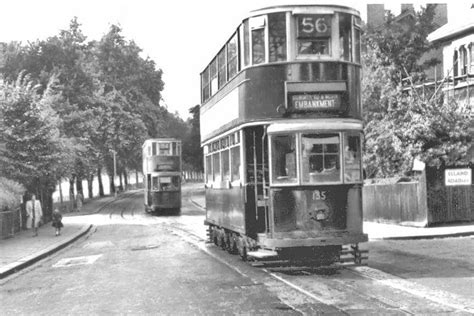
82, 187, 473, 315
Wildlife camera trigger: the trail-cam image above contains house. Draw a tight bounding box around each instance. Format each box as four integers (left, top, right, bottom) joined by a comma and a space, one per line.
428, 5, 474, 162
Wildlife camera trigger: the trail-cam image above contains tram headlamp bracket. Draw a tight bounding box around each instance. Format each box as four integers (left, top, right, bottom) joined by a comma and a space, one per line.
309, 209, 328, 221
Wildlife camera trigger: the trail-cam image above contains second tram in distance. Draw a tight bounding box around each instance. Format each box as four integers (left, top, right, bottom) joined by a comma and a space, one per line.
200, 4, 367, 265
142, 138, 182, 214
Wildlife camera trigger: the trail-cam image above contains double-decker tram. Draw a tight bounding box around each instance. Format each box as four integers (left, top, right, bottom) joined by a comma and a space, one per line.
200, 4, 368, 266
142, 139, 182, 214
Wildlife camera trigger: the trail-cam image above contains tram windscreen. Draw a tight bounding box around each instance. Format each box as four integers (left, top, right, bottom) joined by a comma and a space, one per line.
301, 133, 341, 183
271, 134, 297, 184
344, 133, 362, 182
151, 176, 180, 191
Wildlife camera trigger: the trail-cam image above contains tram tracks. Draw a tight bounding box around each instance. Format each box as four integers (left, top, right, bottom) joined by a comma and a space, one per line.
97, 191, 473, 314
167, 201, 472, 315
90, 190, 142, 220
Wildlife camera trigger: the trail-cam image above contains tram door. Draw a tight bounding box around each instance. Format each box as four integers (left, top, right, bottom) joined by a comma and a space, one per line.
245, 127, 269, 236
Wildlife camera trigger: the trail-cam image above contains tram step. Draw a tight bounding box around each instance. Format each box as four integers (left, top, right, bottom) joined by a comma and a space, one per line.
247, 249, 279, 260
340, 249, 369, 255
339, 256, 369, 263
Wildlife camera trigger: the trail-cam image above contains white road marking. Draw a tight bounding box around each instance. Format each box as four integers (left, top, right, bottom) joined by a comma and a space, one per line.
82, 241, 114, 249
351, 266, 474, 314
53, 254, 103, 268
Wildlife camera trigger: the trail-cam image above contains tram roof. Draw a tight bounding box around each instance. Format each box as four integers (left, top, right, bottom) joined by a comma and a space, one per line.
200, 3, 361, 73
249, 4, 360, 17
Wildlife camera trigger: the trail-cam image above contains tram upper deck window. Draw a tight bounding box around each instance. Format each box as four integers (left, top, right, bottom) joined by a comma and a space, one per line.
218, 48, 226, 89
354, 16, 361, 64
271, 134, 297, 184
201, 67, 210, 102
296, 15, 331, 56
301, 133, 341, 183
227, 33, 238, 79
269, 12, 287, 62
159, 143, 170, 155
339, 13, 352, 61
250, 16, 266, 65
210, 58, 218, 96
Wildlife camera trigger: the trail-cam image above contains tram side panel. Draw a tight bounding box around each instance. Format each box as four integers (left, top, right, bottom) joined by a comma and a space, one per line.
205, 186, 246, 235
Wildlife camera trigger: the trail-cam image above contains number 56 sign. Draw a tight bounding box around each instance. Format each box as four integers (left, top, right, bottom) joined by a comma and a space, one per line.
297, 15, 332, 38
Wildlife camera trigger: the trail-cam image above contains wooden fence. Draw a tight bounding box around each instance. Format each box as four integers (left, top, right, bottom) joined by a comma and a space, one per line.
363, 169, 473, 226
363, 181, 428, 226
0, 208, 21, 239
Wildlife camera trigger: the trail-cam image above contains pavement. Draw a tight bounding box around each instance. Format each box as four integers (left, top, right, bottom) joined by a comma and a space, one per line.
0, 194, 116, 279
1, 186, 473, 279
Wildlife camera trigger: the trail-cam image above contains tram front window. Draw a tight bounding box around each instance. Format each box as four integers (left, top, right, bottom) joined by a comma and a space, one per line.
159, 176, 180, 191
271, 134, 297, 184
296, 15, 331, 56
344, 133, 362, 182
302, 133, 341, 183
152, 176, 159, 190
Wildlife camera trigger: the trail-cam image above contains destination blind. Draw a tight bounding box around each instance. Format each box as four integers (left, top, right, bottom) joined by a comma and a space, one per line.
290, 93, 341, 111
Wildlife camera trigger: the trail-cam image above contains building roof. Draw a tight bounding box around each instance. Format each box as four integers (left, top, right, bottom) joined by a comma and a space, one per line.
428, 9, 474, 43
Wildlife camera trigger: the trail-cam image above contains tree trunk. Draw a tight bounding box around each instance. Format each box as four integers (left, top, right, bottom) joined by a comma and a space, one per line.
98, 168, 104, 197
87, 174, 94, 199
76, 175, 84, 198
58, 179, 63, 204
119, 171, 124, 191
135, 170, 139, 187
69, 175, 75, 211
109, 173, 115, 194
123, 170, 129, 190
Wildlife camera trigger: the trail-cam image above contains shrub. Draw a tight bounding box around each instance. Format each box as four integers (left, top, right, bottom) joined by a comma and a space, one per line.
0, 177, 25, 211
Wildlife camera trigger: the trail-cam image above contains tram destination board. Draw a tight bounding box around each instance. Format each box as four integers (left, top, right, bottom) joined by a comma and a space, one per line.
289, 93, 341, 111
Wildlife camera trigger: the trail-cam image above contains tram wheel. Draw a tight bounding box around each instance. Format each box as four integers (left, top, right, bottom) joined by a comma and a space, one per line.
227, 234, 237, 254
217, 232, 226, 250
237, 237, 247, 261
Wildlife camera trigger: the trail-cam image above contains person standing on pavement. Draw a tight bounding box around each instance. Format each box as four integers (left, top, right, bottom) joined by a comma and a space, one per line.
52, 208, 63, 236
26, 194, 43, 237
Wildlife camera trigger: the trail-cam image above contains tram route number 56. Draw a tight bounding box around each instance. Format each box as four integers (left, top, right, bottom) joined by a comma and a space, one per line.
298, 15, 331, 38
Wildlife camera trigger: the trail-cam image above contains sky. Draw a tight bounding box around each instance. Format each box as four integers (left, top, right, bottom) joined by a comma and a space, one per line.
0, 0, 472, 119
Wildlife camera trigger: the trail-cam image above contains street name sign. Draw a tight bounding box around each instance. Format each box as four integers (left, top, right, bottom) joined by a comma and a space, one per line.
445, 168, 472, 186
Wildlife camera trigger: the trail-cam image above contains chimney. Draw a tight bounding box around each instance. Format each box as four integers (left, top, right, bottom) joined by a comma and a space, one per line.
431, 4, 448, 28
401, 4, 414, 13
367, 4, 385, 28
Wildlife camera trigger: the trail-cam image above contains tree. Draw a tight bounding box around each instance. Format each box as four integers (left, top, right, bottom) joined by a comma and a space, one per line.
365, 4, 440, 84
0, 73, 71, 218
362, 49, 471, 178
182, 105, 203, 171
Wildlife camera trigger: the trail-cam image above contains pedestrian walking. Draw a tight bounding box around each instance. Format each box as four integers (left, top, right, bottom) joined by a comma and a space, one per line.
25, 194, 43, 237
52, 208, 63, 236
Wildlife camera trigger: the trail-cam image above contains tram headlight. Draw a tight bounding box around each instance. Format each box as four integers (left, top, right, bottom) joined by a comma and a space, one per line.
309, 207, 328, 221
